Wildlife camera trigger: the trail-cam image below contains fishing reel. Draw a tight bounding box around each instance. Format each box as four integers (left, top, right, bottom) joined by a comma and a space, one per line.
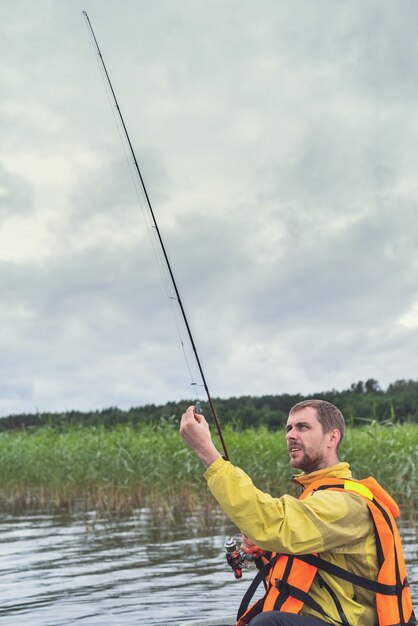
224, 537, 247, 579
224, 536, 266, 579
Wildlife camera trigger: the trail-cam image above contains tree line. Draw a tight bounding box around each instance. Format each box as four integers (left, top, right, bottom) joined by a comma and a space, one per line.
1, 378, 417, 432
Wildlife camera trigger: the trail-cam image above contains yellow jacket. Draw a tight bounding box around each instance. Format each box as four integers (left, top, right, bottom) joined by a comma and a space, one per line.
205, 459, 381, 625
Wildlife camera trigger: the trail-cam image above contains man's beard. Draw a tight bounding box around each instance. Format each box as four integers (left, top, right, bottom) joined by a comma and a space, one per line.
291, 447, 326, 473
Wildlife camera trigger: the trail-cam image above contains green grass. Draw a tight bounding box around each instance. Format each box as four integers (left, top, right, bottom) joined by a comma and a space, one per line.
0, 421, 417, 516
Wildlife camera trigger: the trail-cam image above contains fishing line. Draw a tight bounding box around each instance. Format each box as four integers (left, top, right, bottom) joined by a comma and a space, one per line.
82, 11, 228, 459
84, 12, 199, 393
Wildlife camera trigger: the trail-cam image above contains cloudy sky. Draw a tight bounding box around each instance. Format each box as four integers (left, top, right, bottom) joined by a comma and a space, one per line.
1, 1, 418, 417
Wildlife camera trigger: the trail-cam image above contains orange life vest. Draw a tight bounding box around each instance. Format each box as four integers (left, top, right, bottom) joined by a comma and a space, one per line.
236, 477, 416, 626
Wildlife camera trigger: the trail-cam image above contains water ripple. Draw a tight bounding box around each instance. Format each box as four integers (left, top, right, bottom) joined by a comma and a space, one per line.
0, 511, 416, 625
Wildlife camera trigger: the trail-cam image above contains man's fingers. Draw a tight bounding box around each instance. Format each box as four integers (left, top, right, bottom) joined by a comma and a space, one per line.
185, 405, 205, 423
179, 405, 220, 468
193, 410, 204, 423
181, 406, 195, 422
180, 406, 205, 433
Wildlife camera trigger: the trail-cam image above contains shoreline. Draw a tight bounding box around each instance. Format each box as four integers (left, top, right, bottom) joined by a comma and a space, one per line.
1, 422, 417, 518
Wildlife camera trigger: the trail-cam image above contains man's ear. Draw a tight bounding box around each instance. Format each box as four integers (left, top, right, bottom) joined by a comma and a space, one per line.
327, 428, 341, 448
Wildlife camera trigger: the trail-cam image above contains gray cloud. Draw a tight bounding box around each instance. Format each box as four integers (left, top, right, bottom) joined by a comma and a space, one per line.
0, 0, 418, 415
0, 165, 33, 217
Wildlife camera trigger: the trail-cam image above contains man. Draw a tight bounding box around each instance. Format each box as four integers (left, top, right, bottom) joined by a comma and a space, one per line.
180, 399, 416, 626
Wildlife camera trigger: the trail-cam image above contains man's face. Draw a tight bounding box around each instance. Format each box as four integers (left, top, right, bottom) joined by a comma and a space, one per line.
285, 406, 332, 472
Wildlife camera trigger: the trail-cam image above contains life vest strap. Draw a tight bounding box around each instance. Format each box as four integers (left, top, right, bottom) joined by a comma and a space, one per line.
236, 556, 277, 621
272, 556, 294, 610
297, 554, 402, 595
283, 582, 349, 626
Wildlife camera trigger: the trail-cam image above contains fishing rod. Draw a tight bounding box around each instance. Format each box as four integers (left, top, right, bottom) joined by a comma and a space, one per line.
82, 11, 230, 461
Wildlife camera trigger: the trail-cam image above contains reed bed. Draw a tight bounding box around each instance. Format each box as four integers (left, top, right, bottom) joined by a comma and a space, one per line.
0, 422, 417, 518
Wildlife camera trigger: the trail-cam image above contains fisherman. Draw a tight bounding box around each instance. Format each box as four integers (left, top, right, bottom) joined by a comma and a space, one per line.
180, 399, 416, 626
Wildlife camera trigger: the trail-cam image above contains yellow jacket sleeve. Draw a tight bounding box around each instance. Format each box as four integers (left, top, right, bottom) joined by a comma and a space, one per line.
204, 458, 371, 555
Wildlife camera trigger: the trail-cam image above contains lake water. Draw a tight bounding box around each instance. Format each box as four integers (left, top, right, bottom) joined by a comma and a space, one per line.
1, 509, 417, 625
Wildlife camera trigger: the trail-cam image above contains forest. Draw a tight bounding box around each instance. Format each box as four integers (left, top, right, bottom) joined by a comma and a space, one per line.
1, 378, 418, 431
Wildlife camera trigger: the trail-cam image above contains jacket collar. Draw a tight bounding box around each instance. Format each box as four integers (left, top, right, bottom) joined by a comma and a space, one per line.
291, 462, 352, 490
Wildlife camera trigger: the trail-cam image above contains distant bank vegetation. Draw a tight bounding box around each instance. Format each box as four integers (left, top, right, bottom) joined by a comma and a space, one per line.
1, 378, 418, 432
0, 420, 417, 518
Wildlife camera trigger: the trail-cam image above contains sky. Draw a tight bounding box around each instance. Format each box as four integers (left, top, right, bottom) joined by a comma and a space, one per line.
1, 0, 418, 417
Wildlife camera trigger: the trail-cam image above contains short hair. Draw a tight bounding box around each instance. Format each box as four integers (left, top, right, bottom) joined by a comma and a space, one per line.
289, 399, 345, 451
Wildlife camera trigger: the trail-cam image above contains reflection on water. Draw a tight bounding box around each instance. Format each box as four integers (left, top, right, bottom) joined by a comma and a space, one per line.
0, 509, 417, 625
